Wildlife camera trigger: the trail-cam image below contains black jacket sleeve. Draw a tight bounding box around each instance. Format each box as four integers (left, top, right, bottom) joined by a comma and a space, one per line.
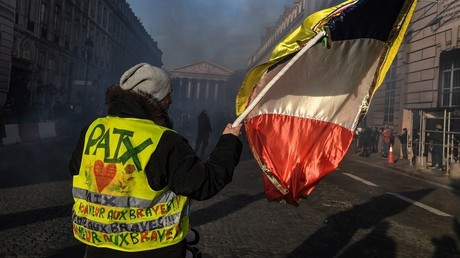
70, 126, 243, 201
147, 131, 243, 201
69, 126, 89, 176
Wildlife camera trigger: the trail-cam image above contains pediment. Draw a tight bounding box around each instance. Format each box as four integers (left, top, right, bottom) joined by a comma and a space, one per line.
170, 60, 232, 76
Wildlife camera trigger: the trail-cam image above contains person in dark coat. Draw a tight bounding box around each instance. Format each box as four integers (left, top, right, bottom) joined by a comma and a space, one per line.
195, 109, 212, 157
398, 128, 408, 160
429, 124, 444, 169
411, 129, 420, 164
69, 63, 243, 258
453, 135, 459, 162
359, 126, 372, 157
371, 126, 379, 153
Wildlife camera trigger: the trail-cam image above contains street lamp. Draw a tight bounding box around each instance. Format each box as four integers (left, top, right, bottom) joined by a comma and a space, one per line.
83, 37, 94, 103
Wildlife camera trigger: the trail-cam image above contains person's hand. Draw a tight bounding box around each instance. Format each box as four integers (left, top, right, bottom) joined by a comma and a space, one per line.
223, 123, 242, 137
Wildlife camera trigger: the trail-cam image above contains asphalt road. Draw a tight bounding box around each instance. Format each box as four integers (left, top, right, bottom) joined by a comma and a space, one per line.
0, 137, 459, 257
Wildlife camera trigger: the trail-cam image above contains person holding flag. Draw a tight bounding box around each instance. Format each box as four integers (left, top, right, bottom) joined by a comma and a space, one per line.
69, 63, 242, 257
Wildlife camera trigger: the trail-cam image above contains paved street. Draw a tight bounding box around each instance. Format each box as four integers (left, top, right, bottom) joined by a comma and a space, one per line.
0, 137, 459, 257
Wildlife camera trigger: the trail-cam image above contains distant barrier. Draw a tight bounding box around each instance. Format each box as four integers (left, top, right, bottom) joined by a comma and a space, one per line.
4, 124, 21, 145
3, 122, 57, 145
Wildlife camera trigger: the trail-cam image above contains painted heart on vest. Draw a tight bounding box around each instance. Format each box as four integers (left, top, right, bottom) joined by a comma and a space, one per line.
93, 160, 117, 192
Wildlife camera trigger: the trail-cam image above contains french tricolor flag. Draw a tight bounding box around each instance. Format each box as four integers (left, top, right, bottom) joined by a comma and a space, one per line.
235, 0, 418, 205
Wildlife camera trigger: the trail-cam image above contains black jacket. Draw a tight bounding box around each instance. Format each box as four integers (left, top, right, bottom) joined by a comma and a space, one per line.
196, 110, 212, 137
398, 131, 407, 144
69, 89, 242, 257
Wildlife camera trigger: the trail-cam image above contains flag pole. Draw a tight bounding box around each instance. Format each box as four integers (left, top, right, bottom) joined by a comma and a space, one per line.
232, 30, 327, 128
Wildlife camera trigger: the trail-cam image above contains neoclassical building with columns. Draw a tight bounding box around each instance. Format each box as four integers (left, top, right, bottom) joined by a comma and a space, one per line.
168, 59, 233, 137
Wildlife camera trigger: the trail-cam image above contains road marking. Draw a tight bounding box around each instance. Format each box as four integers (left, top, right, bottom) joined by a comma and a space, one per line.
387, 192, 453, 217
341, 172, 453, 217
342, 173, 378, 186
351, 158, 456, 192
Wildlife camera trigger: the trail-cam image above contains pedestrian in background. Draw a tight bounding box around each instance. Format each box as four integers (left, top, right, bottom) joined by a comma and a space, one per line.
195, 109, 212, 157
371, 126, 379, 153
398, 128, 408, 160
69, 63, 243, 258
453, 135, 459, 162
412, 129, 420, 164
390, 128, 395, 148
354, 128, 362, 153
429, 124, 444, 169
381, 126, 392, 158
359, 126, 371, 157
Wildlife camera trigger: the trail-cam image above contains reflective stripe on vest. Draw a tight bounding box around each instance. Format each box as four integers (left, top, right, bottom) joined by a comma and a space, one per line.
72, 116, 189, 251
72, 187, 182, 208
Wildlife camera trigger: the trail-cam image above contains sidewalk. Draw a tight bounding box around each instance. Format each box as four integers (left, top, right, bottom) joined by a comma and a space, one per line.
345, 147, 460, 190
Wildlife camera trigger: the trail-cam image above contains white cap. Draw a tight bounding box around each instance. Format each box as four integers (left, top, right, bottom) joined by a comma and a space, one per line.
120, 63, 172, 100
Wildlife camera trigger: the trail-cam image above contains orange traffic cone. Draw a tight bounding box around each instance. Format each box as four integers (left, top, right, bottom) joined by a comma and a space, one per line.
387, 144, 394, 164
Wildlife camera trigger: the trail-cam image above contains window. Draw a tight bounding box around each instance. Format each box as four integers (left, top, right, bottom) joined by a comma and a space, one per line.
384, 64, 397, 124
27, 0, 35, 31
21, 41, 32, 59
81, 20, 87, 57
39, 0, 48, 38
440, 50, 460, 107
38, 50, 46, 67
64, 9, 71, 48
95, 31, 100, 64
74, 13, 80, 54
53, 4, 61, 43
15, 0, 20, 24
103, 6, 108, 29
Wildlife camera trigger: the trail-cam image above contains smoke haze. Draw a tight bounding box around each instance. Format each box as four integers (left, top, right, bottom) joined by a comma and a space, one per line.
127, 0, 295, 70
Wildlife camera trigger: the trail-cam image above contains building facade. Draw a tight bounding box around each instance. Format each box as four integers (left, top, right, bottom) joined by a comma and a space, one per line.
168, 59, 232, 139
366, 1, 460, 171
0, 0, 15, 109
7, 0, 162, 125
248, 0, 460, 173
247, 0, 337, 69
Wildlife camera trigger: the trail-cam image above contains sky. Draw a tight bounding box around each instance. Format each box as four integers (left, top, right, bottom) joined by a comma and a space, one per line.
126, 0, 295, 71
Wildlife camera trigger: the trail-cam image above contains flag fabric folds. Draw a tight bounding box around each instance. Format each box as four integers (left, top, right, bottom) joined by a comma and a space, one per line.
235, 0, 417, 205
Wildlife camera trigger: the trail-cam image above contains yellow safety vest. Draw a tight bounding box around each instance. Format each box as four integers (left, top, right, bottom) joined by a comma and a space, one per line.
72, 116, 190, 252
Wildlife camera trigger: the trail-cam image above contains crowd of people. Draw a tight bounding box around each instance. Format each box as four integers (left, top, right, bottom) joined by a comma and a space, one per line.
354, 124, 460, 171
354, 126, 392, 158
